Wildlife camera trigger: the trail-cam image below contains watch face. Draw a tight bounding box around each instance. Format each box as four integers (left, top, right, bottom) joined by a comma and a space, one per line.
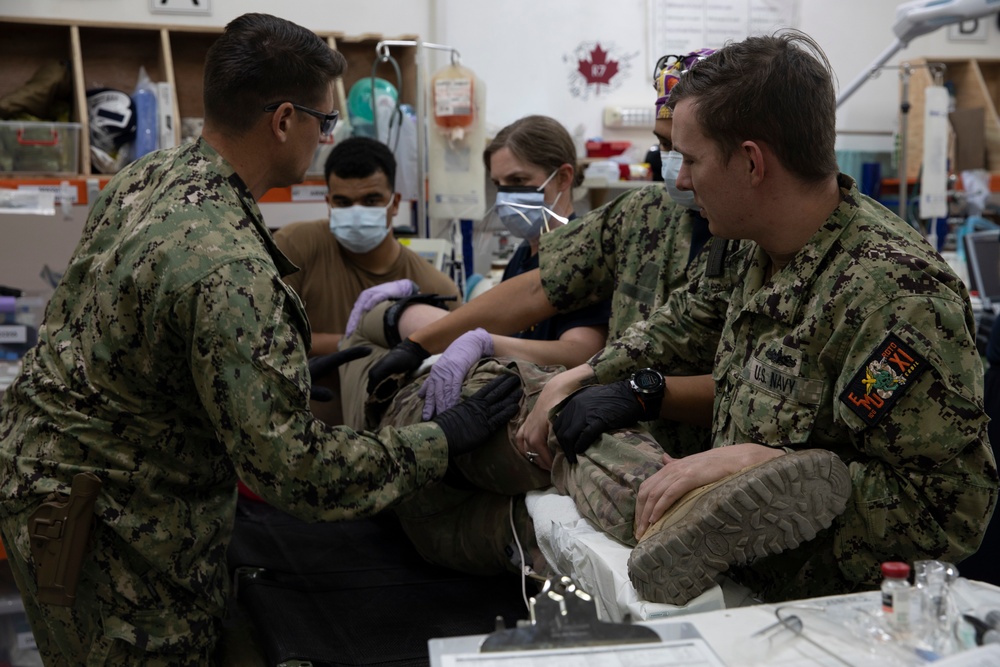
633, 369, 663, 393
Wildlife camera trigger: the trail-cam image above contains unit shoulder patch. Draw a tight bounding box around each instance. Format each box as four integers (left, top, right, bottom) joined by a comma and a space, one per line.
839, 333, 929, 427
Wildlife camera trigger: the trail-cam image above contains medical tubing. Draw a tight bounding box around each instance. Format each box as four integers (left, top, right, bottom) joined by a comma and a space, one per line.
509, 497, 530, 611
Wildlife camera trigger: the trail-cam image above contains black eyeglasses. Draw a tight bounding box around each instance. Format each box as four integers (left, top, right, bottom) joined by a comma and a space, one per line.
263, 102, 339, 137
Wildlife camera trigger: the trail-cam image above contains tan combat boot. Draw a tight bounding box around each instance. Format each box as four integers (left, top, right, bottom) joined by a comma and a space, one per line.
627, 448, 851, 606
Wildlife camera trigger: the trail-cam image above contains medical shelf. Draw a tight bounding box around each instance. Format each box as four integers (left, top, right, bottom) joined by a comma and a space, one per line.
0, 17, 418, 182
0, 176, 333, 207
902, 57, 1000, 182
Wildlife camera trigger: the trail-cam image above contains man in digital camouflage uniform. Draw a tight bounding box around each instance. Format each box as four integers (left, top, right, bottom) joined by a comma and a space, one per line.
0, 14, 520, 665
552, 32, 998, 607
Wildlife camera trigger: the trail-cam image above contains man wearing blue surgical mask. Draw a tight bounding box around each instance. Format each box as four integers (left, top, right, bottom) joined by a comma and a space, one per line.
274, 136, 461, 427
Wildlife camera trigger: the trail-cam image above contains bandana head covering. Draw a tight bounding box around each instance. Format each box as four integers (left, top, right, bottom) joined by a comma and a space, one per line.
654, 48, 716, 119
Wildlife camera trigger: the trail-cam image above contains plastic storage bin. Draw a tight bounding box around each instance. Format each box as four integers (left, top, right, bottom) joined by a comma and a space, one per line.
0, 294, 44, 362
0, 594, 38, 667
0, 120, 81, 175
585, 140, 630, 158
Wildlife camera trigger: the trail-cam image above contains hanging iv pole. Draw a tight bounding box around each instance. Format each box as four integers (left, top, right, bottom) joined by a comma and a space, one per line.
375, 40, 462, 239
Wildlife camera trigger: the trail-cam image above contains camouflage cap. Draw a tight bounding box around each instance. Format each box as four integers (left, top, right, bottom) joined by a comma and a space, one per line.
654, 49, 716, 119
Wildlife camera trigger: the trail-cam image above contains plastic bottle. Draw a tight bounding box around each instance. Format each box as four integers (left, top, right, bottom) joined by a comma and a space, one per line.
131, 66, 158, 161
881, 561, 912, 632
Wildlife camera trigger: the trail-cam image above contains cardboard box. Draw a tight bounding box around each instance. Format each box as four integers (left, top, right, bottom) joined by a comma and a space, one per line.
950, 107, 986, 172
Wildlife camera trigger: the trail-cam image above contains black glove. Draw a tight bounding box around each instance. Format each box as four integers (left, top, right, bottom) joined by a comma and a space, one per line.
553, 381, 650, 463
308, 346, 372, 402
432, 374, 523, 457
366, 338, 430, 396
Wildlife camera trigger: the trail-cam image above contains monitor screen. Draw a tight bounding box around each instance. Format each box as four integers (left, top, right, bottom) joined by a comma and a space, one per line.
965, 230, 1000, 305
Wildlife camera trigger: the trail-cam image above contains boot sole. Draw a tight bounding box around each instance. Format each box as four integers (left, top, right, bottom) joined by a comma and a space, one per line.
627, 449, 851, 606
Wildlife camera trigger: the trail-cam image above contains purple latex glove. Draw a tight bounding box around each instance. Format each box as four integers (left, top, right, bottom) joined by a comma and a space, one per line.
418, 328, 494, 420
344, 279, 418, 339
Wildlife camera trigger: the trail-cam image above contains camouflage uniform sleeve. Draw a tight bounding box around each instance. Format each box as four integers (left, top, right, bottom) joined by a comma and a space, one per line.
538, 197, 622, 312
832, 296, 997, 583
588, 239, 749, 382
173, 258, 449, 520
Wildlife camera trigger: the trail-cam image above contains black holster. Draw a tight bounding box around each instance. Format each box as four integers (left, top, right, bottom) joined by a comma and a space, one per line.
28, 472, 102, 607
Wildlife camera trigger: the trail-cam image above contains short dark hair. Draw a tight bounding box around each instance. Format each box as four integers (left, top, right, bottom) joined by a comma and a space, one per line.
667, 30, 839, 183
324, 136, 397, 190
203, 13, 346, 134
483, 115, 583, 188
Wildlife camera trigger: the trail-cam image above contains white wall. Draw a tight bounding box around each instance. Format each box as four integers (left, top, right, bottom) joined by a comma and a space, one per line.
2, 0, 999, 290
3, 0, 998, 151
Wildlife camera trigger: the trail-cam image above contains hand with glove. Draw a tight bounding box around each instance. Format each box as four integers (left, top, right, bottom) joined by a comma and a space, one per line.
553, 376, 662, 463
418, 328, 494, 420
366, 338, 430, 396
432, 374, 523, 457
344, 279, 418, 339
308, 346, 372, 401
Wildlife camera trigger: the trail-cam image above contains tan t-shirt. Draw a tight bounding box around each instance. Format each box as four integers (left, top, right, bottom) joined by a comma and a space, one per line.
274, 218, 461, 425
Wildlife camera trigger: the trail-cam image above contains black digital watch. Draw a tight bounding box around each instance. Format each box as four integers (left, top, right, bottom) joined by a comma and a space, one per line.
629, 368, 665, 419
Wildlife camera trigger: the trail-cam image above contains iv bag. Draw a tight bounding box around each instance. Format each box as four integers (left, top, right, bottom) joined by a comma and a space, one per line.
432, 64, 475, 142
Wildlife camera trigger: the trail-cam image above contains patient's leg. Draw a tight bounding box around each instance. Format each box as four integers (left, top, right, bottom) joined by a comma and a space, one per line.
549, 429, 665, 547
379, 357, 561, 574
392, 484, 540, 576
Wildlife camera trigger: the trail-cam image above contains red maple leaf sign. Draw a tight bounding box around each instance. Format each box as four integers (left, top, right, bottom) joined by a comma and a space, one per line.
578, 44, 619, 86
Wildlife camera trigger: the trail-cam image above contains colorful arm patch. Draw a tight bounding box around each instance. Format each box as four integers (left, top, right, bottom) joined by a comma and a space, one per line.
839, 333, 929, 427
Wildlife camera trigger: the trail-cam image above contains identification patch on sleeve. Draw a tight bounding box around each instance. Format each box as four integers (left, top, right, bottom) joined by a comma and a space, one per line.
839, 333, 929, 427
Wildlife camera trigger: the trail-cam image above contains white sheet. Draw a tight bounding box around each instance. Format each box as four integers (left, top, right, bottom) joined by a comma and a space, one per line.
526, 488, 725, 623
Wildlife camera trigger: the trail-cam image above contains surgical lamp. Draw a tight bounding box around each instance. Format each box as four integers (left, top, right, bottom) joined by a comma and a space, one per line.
837, 0, 1000, 107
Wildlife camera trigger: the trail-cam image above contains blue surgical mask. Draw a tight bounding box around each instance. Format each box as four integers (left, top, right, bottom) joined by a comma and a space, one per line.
328, 203, 391, 253
487, 170, 567, 240
660, 150, 697, 210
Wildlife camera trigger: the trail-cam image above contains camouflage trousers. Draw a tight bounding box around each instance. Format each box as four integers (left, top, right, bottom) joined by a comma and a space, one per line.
338, 303, 669, 574
0, 509, 221, 666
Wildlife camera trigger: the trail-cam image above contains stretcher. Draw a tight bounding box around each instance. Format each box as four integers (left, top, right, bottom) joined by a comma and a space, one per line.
525, 488, 727, 623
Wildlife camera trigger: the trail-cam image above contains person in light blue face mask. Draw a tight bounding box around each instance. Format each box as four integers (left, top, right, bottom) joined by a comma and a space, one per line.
395, 116, 612, 419
484, 115, 579, 256
660, 149, 697, 209
488, 168, 568, 241
273, 136, 461, 426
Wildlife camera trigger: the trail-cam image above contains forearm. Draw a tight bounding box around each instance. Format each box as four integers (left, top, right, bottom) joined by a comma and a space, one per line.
491, 325, 607, 369
660, 374, 714, 427
409, 269, 556, 354
309, 332, 342, 356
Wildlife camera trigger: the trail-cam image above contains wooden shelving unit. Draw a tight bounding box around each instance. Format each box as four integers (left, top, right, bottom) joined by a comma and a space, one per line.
0, 17, 418, 186
902, 57, 1000, 184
